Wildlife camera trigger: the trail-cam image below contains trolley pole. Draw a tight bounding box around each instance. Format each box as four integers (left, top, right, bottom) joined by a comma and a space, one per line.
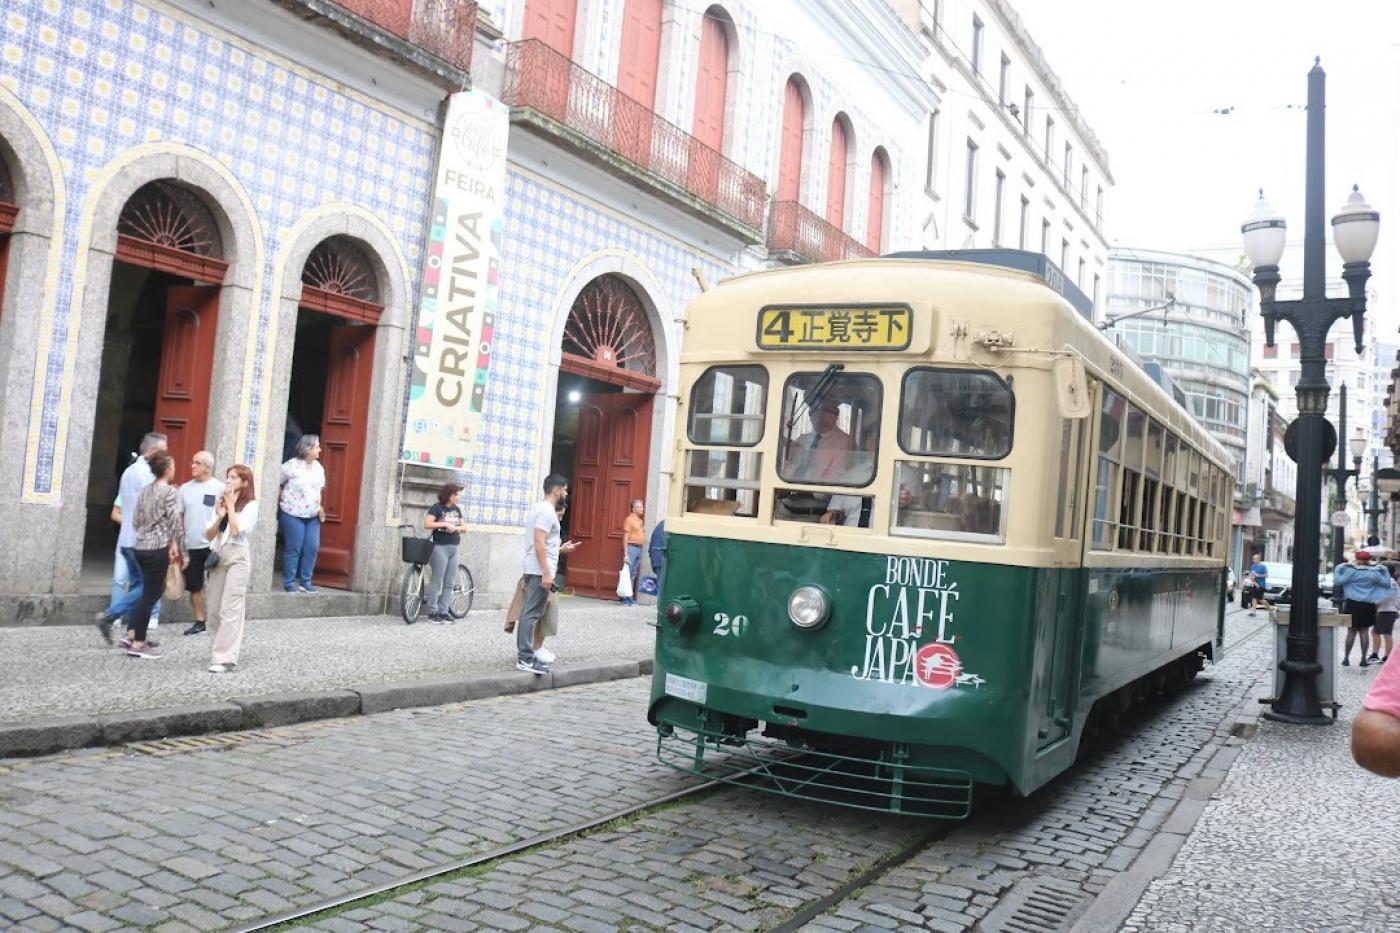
1242, 60, 1380, 726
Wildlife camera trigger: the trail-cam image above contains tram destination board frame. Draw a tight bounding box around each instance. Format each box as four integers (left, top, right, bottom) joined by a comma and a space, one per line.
755, 302, 914, 351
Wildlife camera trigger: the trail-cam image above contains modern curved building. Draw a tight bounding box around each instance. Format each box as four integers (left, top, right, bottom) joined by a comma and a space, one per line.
1105, 249, 1253, 476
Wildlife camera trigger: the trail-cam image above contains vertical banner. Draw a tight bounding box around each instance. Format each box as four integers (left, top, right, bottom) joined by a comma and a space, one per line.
403, 89, 509, 470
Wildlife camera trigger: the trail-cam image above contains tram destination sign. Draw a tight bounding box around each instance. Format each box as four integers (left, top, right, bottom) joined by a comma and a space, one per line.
756, 303, 912, 350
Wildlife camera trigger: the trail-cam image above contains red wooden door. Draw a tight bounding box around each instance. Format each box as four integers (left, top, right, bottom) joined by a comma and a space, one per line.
826, 117, 849, 229
688, 13, 728, 201
614, 0, 662, 166
567, 392, 654, 598
866, 149, 887, 253
778, 78, 805, 202
523, 0, 577, 55
152, 286, 219, 475
315, 324, 377, 589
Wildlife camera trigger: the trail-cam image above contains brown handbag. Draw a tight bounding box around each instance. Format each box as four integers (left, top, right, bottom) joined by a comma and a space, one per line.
503, 576, 526, 633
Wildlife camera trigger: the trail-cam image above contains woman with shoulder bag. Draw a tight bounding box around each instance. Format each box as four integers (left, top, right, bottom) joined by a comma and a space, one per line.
125, 451, 185, 659
204, 465, 259, 674
423, 482, 466, 624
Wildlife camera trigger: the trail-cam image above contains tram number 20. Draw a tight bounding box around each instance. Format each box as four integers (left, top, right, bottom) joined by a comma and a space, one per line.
712, 613, 749, 637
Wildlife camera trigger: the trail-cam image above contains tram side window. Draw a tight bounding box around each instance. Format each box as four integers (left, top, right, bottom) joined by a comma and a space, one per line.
688, 365, 768, 446
1054, 420, 1082, 540
684, 449, 761, 518
1116, 405, 1145, 550
1158, 434, 1179, 554
892, 461, 1007, 542
899, 369, 1013, 459
1091, 388, 1125, 549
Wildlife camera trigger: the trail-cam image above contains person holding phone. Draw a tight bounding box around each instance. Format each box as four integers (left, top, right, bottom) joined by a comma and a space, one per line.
424, 483, 467, 623
531, 501, 578, 663
204, 465, 258, 673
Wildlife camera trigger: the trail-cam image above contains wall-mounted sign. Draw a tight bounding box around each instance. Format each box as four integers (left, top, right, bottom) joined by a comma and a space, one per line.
402, 89, 509, 471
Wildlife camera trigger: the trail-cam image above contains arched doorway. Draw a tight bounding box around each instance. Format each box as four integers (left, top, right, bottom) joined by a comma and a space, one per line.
550, 274, 659, 599
0, 154, 15, 325
83, 180, 228, 586
283, 236, 383, 590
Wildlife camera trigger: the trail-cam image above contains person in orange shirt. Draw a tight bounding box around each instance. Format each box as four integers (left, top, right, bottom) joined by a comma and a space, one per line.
621, 499, 645, 606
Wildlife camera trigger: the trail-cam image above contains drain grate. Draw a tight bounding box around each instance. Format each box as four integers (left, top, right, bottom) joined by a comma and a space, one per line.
979, 877, 1089, 933
129, 732, 286, 756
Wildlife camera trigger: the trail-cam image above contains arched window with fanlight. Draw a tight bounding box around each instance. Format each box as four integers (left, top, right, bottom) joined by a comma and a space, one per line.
693, 6, 732, 155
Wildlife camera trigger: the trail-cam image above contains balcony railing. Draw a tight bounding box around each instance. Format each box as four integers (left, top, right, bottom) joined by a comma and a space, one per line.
330, 0, 476, 73
767, 200, 876, 264
501, 39, 767, 233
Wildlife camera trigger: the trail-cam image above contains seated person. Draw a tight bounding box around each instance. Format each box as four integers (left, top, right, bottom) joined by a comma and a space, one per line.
820, 493, 863, 527
786, 398, 855, 483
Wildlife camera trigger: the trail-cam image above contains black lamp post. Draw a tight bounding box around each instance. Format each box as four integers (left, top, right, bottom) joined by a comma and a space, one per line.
1324, 383, 1366, 567
1361, 459, 1389, 545
1242, 59, 1380, 726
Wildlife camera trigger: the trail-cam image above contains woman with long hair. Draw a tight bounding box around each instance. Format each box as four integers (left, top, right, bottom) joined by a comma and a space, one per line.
205, 464, 259, 673
126, 450, 185, 659
423, 482, 466, 623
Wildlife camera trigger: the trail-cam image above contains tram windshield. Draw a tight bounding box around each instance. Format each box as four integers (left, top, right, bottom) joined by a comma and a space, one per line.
777, 371, 881, 486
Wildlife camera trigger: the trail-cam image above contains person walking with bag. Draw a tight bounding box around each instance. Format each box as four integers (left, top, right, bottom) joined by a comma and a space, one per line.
424, 483, 466, 624
619, 499, 645, 606
125, 450, 185, 659
279, 434, 325, 593
205, 465, 258, 674
94, 433, 166, 644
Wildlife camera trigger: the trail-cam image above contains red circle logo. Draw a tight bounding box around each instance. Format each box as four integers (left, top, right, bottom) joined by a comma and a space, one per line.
914, 643, 961, 690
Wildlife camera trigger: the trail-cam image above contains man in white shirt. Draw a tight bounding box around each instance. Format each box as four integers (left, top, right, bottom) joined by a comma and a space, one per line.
516, 474, 573, 675
178, 451, 224, 636
95, 433, 166, 644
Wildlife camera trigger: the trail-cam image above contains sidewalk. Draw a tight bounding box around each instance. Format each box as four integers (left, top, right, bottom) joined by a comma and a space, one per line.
0, 599, 657, 756
1091, 611, 1400, 932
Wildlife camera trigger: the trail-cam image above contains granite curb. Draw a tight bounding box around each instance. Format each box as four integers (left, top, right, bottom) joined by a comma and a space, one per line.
0, 658, 655, 759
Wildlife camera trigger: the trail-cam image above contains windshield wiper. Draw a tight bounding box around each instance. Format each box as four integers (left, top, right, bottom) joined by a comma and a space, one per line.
786, 363, 845, 434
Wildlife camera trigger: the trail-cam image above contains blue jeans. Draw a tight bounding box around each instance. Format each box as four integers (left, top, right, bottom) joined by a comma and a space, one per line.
279, 511, 321, 590
104, 546, 163, 627
624, 544, 642, 604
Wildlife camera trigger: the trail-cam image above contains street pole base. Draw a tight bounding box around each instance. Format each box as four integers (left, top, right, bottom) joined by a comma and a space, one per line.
1262, 708, 1334, 726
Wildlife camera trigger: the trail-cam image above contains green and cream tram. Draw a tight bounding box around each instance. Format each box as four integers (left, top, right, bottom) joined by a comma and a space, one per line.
648, 250, 1232, 817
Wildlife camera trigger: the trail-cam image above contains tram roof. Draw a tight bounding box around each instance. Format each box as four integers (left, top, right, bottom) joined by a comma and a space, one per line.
688, 255, 1234, 472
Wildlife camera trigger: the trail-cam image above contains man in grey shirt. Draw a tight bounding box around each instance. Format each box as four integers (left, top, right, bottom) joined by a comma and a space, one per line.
95, 432, 166, 644
515, 474, 576, 675
178, 451, 223, 636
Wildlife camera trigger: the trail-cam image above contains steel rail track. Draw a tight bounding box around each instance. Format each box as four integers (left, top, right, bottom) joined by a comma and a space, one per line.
236, 611, 1271, 931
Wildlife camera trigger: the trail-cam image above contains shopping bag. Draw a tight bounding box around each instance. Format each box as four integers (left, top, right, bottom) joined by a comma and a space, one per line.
638, 575, 658, 596
164, 561, 186, 602
616, 564, 634, 600
504, 577, 526, 633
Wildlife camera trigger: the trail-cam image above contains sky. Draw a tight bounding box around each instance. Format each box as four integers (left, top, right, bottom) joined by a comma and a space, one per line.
1015, 0, 1400, 328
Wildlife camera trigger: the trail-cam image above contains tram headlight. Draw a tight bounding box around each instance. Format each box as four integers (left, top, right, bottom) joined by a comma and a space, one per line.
787, 585, 830, 630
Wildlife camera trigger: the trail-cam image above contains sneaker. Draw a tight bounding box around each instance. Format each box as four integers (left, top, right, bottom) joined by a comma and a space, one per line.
428, 614, 444, 625
118, 634, 158, 650
298, 583, 317, 594
1361, 658, 1371, 668
127, 644, 162, 659
95, 614, 113, 645
515, 658, 549, 675
184, 621, 207, 636
207, 663, 234, 673
1343, 657, 1351, 666
1368, 653, 1380, 662
535, 647, 556, 664
284, 585, 296, 593
443, 615, 457, 626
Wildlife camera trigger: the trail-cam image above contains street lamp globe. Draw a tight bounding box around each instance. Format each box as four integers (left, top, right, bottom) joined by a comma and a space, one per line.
1332, 185, 1381, 264
1350, 433, 1368, 459
1242, 190, 1288, 268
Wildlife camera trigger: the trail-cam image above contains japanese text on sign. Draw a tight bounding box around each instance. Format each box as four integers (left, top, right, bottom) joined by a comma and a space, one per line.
756, 305, 913, 350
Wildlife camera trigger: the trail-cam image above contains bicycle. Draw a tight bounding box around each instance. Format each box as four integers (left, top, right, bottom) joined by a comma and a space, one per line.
398, 526, 476, 624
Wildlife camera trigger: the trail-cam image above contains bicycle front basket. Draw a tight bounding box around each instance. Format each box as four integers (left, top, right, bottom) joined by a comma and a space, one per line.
401, 536, 435, 564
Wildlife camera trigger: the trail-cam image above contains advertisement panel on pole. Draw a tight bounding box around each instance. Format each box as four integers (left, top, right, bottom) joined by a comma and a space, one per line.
402, 89, 509, 471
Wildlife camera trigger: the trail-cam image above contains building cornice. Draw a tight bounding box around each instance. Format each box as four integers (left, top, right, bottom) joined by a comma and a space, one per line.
984, 0, 1112, 183
811, 0, 940, 114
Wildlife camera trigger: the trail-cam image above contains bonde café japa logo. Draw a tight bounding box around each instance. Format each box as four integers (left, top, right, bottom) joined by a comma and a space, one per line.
850, 557, 984, 690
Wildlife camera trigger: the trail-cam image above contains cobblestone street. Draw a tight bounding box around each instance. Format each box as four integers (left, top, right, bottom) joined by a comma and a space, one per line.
1, 606, 1395, 932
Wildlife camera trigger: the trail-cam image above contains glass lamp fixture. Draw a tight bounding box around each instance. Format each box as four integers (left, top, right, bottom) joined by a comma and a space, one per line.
1242, 190, 1287, 268
1332, 185, 1380, 265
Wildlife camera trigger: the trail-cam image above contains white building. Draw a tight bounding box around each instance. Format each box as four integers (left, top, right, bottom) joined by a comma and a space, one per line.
461, 0, 937, 599
891, 0, 1113, 313
1239, 371, 1295, 570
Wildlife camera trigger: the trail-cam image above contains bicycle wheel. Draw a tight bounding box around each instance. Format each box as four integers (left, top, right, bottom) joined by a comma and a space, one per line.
447, 564, 476, 619
400, 564, 425, 624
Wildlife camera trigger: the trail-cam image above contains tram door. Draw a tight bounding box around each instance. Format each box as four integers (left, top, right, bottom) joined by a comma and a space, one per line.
1039, 417, 1090, 751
